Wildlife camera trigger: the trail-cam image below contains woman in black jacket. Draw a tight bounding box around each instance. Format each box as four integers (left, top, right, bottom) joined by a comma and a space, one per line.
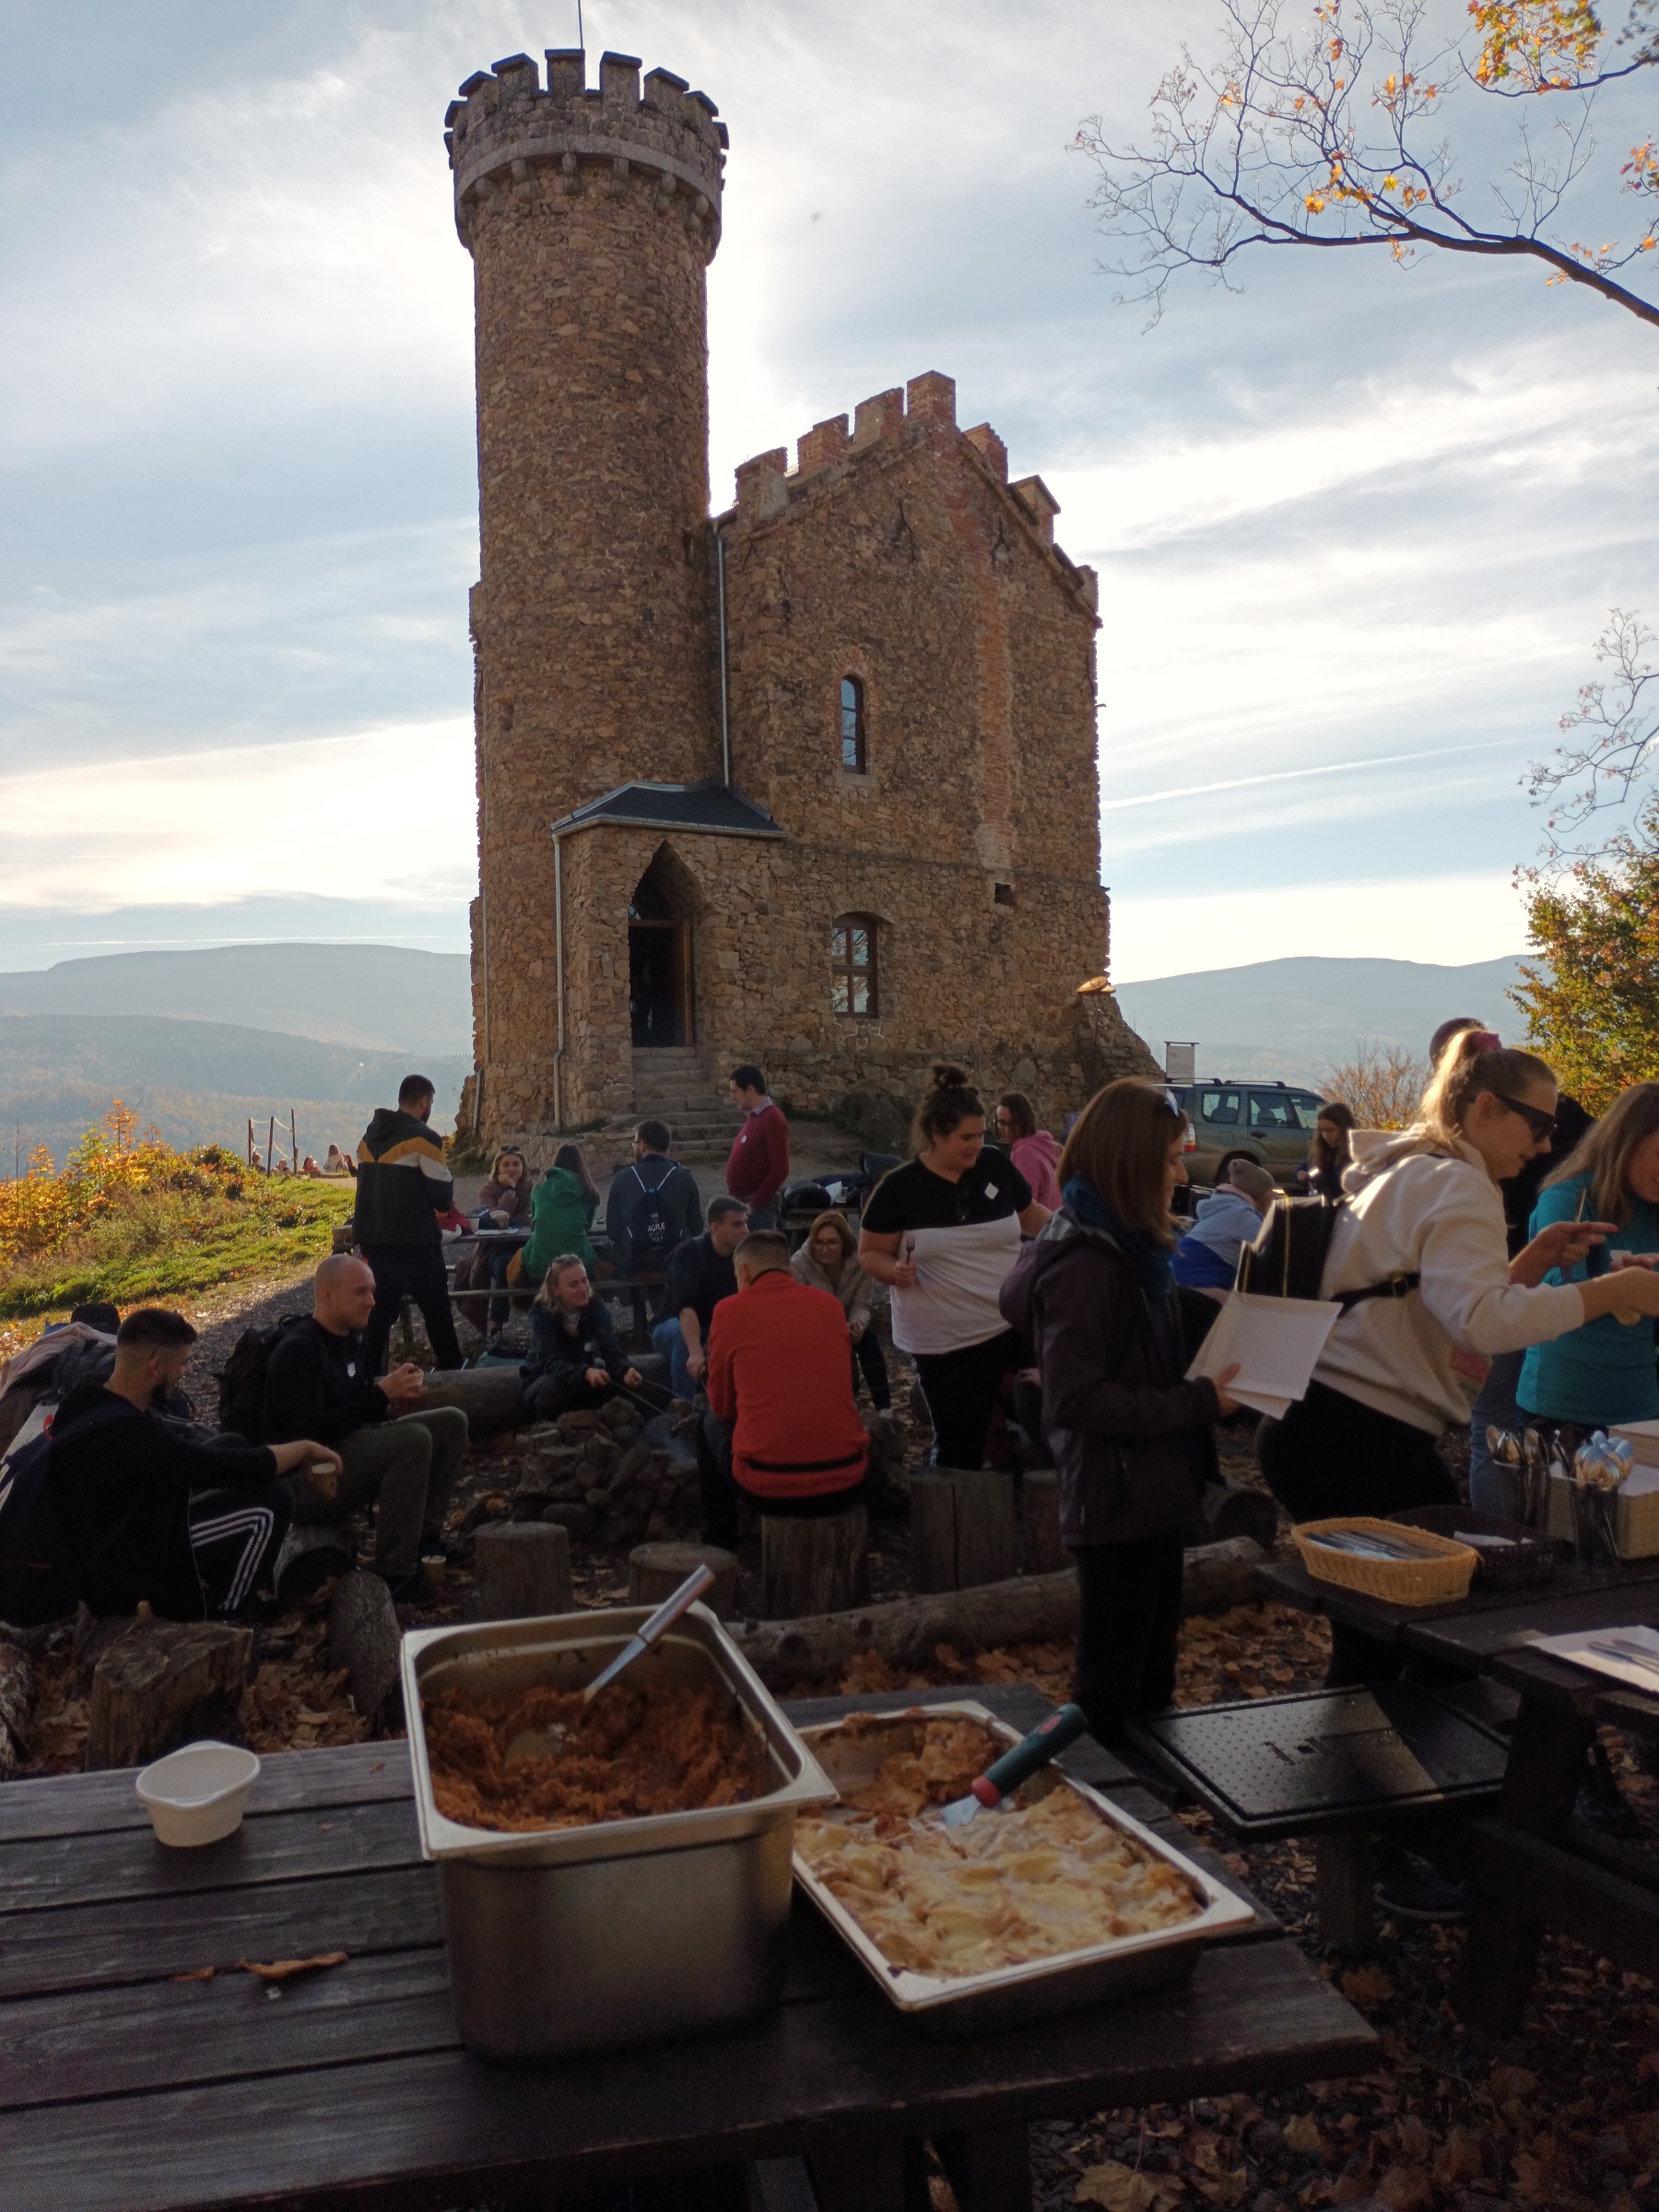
1000, 1081, 1239, 1743
521, 1257, 648, 1424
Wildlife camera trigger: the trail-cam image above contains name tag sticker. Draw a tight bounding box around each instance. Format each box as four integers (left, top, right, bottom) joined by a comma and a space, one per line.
984, 1182, 997, 1199
347, 1362, 357, 1377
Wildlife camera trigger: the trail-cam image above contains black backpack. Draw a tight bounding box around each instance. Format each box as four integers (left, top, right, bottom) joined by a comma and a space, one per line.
216, 1313, 310, 1442
625, 1161, 683, 1263
0, 1421, 79, 1628
1237, 1194, 1420, 1312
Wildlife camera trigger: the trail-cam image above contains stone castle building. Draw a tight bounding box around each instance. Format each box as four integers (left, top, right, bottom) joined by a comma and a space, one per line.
446, 46, 1155, 1158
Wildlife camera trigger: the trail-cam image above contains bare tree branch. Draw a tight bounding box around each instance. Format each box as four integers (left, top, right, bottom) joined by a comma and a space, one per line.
1528, 609, 1659, 863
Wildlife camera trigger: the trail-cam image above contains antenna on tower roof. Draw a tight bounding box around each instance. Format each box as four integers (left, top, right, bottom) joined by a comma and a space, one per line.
577, 2, 585, 52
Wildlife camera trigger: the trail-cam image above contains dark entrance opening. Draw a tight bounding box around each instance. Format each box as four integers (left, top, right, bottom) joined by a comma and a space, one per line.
628, 861, 692, 1047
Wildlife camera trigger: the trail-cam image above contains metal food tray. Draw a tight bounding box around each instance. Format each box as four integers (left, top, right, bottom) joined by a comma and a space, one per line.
793, 1703, 1253, 2039
402, 1604, 836, 2062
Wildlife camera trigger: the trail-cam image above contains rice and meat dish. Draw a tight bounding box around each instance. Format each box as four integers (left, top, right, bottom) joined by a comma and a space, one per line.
794, 1713, 1203, 1979
423, 1677, 759, 1833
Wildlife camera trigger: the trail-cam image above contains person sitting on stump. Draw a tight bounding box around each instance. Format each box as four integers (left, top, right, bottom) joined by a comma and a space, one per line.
521, 1254, 658, 1424
51, 1308, 337, 1620
653, 1195, 748, 1401
697, 1230, 869, 1549
264, 1254, 468, 1603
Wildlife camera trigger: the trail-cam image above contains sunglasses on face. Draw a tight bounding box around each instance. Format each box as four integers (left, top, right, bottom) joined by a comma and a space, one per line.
1495, 1091, 1556, 1144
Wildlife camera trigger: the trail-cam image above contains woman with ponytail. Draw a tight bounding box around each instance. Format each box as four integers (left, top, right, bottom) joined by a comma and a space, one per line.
1260, 1029, 1659, 1554
859, 1064, 1052, 1467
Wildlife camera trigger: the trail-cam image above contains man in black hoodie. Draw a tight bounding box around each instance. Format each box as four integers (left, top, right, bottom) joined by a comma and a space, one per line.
51, 1308, 338, 1619
355, 1074, 463, 1374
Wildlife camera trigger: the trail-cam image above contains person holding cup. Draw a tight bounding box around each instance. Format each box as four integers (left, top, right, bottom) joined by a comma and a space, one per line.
1513, 1083, 1659, 1467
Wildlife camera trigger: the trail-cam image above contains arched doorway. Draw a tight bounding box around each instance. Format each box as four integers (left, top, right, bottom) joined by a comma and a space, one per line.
628, 853, 694, 1047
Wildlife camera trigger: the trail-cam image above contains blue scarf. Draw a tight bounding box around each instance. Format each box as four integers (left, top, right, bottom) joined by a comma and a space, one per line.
1063, 1175, 1174, 1300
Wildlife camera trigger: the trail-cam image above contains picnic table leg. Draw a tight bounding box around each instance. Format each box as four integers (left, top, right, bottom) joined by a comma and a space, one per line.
804, 2136, 928, 2210
1455, 1694, 1594, 2035
1314, 1830, 1375, 1953
934, 2123, 1033, 2212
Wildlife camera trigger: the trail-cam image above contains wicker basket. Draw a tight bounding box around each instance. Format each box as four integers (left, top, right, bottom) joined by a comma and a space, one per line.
1293, 1517, 1477, 1605
1390, 1504, 1561, 1591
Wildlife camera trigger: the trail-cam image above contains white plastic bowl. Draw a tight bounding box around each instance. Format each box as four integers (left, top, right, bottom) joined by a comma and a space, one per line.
135, 1740, 261, 1848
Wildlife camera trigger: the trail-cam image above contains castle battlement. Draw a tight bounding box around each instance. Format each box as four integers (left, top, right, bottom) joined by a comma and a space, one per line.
445, 47, 725, 249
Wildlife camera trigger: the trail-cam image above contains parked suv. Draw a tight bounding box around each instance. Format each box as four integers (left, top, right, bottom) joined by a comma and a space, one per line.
1167, 1080, 1328, 1187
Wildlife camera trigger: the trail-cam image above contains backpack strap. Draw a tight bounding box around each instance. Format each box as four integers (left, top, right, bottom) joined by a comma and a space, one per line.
1335, 1271, 1421, 1312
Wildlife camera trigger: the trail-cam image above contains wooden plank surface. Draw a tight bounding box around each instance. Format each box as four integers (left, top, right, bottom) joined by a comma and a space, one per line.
1418, 1583, 1659, 1677
1257, 1553, 1659, 1650
0, 1941, 1374, 2212
0, 1742, 411, 1843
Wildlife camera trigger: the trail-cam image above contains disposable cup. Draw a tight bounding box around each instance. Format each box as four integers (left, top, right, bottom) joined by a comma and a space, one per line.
135, 1740, 261, 1848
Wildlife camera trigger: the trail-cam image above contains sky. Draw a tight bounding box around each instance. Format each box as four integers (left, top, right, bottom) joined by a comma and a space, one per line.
2, 1, 1657, 983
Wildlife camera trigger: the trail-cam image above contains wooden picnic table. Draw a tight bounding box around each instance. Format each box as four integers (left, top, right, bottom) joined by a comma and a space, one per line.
0, 1682, 1373, 2212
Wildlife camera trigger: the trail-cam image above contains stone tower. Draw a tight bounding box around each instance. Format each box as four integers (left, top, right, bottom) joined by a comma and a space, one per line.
447, 49, 726, 1135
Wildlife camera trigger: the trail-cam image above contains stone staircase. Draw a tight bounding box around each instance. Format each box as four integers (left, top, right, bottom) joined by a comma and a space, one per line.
602, 1047, 743, 1167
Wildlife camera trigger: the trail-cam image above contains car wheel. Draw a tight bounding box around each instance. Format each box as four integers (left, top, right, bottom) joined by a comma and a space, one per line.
1216, 1150, 1263, 1179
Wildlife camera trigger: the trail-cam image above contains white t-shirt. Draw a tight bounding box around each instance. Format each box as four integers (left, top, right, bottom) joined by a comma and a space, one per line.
860, 1151, 1032, 1356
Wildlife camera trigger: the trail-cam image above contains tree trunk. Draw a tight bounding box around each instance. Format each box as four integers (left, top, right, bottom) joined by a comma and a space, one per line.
327, 1569, 404, 1728
0, 1636, 36, 1779
730, 1537, 1266, 1687
272, 1524, 354, 1606
473, 1521, 573, 1623
1202, 1478, 1279, 1552
84, 1618, 253, 1772
1022, 1470, 1066, 1574
629, 1541, 739, 1620
910, 1469, 1019, 1593
417, 1365, 527, 1439
761, 1508, 869, 1621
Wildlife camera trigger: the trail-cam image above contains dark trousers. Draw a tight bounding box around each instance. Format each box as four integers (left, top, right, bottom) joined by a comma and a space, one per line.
852, 1329, 890, 1411
361, 1242, 463, 1375
1071, 1533, 1186, 1745
1010, 1376, 1053, 1468
1257, 1379, 1456, 1684
912, 1329, 1026, 1470
696, 1412, 869, 1548
522, 1370, 671, 1425
185, 1481, 293, 1618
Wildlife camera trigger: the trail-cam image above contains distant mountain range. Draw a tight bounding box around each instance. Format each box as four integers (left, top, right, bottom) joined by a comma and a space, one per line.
1113, 955, 1537, 1085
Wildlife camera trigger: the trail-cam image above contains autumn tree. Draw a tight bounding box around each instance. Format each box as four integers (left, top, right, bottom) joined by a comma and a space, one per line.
1324, 1042, 1432, 1125
1080, 0, 1659, 327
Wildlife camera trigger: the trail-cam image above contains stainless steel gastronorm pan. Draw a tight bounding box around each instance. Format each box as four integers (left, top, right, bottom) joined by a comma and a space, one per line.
794, 1702, 1254, 2039
402, 1603, 836, 2063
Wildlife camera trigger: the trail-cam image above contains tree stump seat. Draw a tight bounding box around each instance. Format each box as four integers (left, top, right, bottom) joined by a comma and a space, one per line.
761, 1506, 869, 1621
629, 1541, 739, 1619
910, 1467, 1019, 1593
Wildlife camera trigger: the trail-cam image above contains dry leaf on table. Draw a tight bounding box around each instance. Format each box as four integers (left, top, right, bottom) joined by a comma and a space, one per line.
1075, 2161, 1182, 2211
237, 1950, 348, 1981
169, 1966, 215, 1983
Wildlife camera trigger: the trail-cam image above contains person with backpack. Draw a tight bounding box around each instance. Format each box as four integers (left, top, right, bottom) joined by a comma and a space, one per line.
998, 1080, 1240, 1746
606, 1122, 703, 1278
259, 1255, 468, 1604
1258, 1031, 1658, 1534
356, 1075, 464, 1375
48, 1309, 336, 1621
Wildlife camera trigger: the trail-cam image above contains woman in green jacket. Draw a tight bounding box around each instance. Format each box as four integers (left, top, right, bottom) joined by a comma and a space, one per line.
519, 1143, 600, 1285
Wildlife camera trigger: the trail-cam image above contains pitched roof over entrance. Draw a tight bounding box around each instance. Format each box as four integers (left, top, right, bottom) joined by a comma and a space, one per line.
549, 780, 785, 839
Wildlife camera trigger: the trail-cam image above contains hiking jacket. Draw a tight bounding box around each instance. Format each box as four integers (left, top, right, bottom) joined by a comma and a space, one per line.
724, 1100, 790, 1210
605, 1154, 703, 1271
790, 1244, 876, 1335
521, 1167, 598, 1281
525, 1298, 628, 1384
705, 1272, 867, 1500
1172, 1187, 1262, 1288
354, 1108, 453, 1247
50, 1384, 279, 1618
999, 1211, 1219, 1547
264, 1318, 389, 1448
1315, 1131, 1586, 1436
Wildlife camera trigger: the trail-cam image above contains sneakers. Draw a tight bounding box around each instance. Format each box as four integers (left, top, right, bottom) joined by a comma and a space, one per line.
1373, 1848, 1468, 1923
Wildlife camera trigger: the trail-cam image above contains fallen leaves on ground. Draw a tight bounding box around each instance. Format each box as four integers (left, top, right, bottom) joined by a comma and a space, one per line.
1075, 2160, 1182, 2210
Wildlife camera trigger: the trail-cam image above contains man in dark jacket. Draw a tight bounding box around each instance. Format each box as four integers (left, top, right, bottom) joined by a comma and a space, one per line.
51, 1308, 338, 1619
355, 1075, 463, 1374
265, 1256, 467, 1600
651, 1196, 748, 1400
605, 1121, 703, 1277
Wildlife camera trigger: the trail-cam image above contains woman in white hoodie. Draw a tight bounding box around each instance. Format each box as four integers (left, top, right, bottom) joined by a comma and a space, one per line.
1259, 1028, 1659, 1530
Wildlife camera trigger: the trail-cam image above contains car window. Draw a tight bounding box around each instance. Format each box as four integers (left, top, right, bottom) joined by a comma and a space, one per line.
1288, 1091, 1326, 1131
1200, 1090, 1241, 1125
1248, 1092, 1300, 1132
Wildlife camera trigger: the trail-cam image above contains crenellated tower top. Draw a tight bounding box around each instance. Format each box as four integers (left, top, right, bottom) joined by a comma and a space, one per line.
445, 48, 725, 256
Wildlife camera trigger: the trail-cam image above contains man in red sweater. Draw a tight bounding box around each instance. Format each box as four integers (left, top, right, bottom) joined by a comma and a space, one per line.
724, 1064, 790, 1230
698, 1230, 868, 1547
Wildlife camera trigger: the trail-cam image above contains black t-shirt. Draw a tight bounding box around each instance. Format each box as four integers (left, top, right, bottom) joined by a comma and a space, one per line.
861, 1150, 1033, 1355
665, 1233, 739, 1335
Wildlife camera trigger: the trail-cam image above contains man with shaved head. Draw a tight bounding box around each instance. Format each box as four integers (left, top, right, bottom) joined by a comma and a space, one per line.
262, 1254, 467, 1602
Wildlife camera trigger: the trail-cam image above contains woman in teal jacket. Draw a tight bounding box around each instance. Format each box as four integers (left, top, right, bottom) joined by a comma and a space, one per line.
1517, 1084, 1659, 1441
519, 1143, 600, 1286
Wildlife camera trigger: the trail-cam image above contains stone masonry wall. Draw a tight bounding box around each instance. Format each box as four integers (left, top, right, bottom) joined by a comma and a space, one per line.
450, 50, 725, 1140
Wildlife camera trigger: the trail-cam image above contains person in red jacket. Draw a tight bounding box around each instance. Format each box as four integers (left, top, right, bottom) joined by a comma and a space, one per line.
724, 1065, 790, 1230
698, 1230, 868, 1546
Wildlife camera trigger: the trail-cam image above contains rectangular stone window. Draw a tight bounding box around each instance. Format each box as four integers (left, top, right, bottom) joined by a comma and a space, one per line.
840, 676, 867, 773
831, 915, 877, 1016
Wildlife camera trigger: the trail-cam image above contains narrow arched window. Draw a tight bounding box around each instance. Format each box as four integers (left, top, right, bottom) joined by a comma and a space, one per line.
839, 677, 866, 773
831, 915, 878, 1017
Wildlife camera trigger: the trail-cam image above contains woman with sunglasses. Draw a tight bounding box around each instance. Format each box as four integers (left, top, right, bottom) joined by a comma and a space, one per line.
1259, 1030, 1659, 1576
1511, 1083, 1659, 1473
